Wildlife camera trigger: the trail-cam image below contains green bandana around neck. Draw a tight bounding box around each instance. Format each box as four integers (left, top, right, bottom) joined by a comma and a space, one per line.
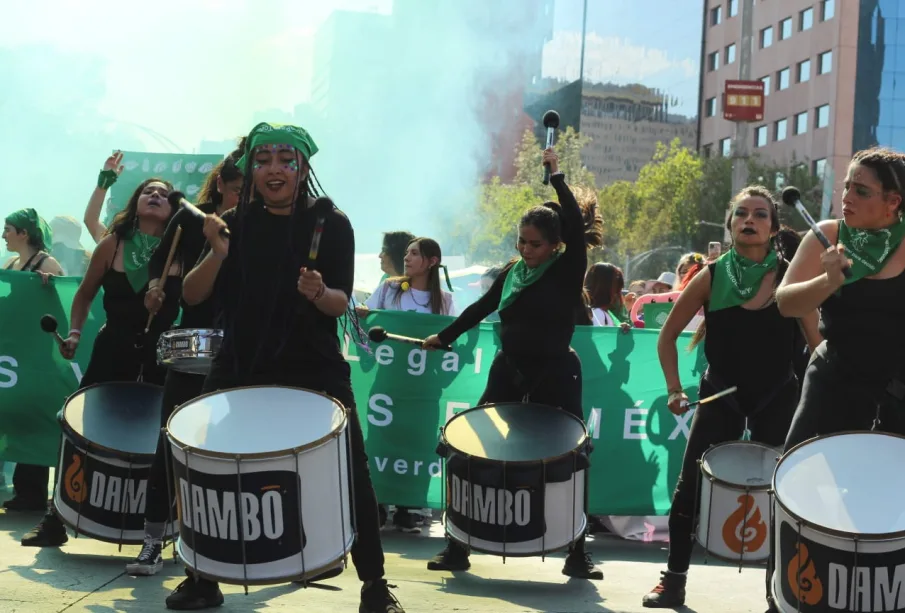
5, 208, 52, 251
709, 248, 778, 311
122, 230, 161, 293
837, 218, 905, 284
236, 122, 319, 171
498, 249, 563, 311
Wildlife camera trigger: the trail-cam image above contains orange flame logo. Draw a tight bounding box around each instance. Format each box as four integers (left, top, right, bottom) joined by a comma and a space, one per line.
787, 543, 824, 606
64, 454, 87, 504
722, 494, 767, 554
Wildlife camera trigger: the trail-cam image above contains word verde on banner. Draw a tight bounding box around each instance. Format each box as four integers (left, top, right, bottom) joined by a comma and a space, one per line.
346, 310, 706, 516
106, 152, 224, 222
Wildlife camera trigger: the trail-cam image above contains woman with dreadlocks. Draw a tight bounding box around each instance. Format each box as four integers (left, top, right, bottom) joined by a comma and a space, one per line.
422, 148, 605, 580
123, 141, 245, 577
21, 168, 180, 548
640, 186, 820, 610
173, 122, 404, 613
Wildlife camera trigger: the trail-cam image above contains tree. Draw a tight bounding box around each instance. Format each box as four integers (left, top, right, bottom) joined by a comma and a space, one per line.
513, 126, 597, 198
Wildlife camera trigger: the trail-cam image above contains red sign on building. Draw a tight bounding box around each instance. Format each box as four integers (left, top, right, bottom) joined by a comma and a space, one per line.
722, 80, 765, 122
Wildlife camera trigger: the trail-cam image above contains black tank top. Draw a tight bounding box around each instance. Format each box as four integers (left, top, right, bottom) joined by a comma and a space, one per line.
101, 240, 180, 334
4, 251, 49, 272
703, 260, 800, 405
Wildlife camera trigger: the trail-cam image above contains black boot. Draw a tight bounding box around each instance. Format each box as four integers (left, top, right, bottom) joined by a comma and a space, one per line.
359, 579, 405, 613
21, 512, 68, 547
426, 540, 470, 571
165, 576, 224, 610
562, 549, 603, 580
642, 570, 687, 608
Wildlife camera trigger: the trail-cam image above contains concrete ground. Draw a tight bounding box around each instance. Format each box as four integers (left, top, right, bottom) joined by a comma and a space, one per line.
0, 464, 770, 613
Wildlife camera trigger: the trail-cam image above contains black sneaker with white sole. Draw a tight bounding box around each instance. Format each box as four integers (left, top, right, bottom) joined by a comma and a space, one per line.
126, 537, 164, 576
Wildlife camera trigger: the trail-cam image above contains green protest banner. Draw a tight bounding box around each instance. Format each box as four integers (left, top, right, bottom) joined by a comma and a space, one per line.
0, 272, 706, 515
105, 152, 224, 223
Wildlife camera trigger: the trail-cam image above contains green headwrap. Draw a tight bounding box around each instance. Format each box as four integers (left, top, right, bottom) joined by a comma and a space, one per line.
236, 122, 319, 170
4, 208, 52, 251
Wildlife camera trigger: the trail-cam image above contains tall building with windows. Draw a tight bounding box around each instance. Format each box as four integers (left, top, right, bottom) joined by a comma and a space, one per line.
700, 0, 857, 216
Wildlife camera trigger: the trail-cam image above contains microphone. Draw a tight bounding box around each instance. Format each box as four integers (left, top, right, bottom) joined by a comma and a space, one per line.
40, 314, 65, 346
367, 326, 451, 351
541, 110, 560, 186
781, 186, 851, 279
167, 192, 230, 239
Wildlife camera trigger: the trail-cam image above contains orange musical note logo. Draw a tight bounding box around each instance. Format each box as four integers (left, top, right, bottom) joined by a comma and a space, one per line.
64, 454, 87, 504
787, 543, 824, 606
722, 494, 767, 554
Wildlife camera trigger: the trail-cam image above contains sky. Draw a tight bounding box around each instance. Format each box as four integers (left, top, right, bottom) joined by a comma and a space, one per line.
1, 0, 703, 254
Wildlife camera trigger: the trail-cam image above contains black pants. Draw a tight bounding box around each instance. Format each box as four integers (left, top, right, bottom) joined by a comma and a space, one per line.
145, 369, 205, 525
186, 362, 384, 584
13, 463, 49, 502
666, 372, 797, 574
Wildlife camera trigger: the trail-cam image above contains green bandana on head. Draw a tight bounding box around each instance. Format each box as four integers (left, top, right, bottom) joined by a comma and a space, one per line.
838, 218, 905, 284
709, 249, 778, 311
122, 230, 161, 293
236, 122, 319, 171
4, 208, 52, 251
498, 249, 564, 311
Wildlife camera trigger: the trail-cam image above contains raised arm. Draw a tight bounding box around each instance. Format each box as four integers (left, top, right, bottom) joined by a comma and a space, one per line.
84, 152, 124, 244
776, 220, 846, 318
546, 149, 587, 287
434, 266, 508, 346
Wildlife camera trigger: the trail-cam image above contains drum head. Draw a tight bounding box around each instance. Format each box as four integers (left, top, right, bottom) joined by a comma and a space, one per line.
701, 441, 779, 488
168, 386, 345, 455
774, 432, 905, 535
444, 403, 586, 462
62, 382, 165, 455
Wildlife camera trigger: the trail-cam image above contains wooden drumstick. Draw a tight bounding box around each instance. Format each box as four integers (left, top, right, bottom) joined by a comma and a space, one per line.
686, 386, 738, 409
145, 225, 183, 333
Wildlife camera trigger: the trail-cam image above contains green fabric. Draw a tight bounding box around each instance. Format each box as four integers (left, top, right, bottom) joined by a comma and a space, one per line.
122, 231, 160, 292
236, 122, 319, 170
97, 169, 118, 189
642, 302, 673, 328
709, 249, 778, 311
498, 250, 563, 311
838, 218, 905, 284
5, 209, 52, 251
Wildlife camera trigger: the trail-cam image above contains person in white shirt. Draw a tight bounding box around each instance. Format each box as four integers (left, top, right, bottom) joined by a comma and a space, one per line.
584, 262, 630, 328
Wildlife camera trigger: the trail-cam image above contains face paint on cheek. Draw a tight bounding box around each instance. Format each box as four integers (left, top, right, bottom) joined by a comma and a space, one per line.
285, 160, 299, 172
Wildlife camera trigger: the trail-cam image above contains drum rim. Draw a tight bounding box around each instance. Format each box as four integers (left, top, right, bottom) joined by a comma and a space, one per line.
699, 440, 780, 492
166, 385, 349, 460
50, 502, 177, 546
441, 402, 589, 465
772, 429, 905, 540
445, 511, 588, 557
159, 328, 224, 337
61, 381, 165, 459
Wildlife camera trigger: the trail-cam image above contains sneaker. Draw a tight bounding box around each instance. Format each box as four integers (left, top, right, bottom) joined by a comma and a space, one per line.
392, 508, 421, 534
359, 579, 405, 613
562, 550, 603, 580
21, 513, 68, 547
126, 537, 163, 576
3, 497, 47, 512
426, 543, 470, 571
642, 570, 687, 608
165, 576, 224, 610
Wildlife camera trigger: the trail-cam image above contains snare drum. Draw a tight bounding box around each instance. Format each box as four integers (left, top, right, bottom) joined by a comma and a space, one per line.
166, 386, 354, 585
53, 381, 177, 544
438, 403, 591, 557
771, 431, 905, 613
696, 441, 778, 564
157, 328, 223, 374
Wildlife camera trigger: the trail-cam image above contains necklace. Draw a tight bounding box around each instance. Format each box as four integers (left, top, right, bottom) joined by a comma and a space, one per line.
408, 288, 431, 308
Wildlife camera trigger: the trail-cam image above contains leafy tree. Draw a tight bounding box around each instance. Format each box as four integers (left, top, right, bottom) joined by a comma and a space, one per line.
513, 126, 597, 198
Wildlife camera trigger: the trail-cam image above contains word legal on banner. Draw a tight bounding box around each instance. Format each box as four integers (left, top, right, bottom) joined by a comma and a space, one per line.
722, 80, 766, 122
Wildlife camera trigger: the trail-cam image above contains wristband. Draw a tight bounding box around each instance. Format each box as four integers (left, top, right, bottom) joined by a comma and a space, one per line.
312, 283, 327, 302
69, 329, 82, 337
97, 169, 119, 190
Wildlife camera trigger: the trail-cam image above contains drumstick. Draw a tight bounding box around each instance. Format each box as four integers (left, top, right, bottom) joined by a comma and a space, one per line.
145, 225, 183, 333
686, 386, 738, 409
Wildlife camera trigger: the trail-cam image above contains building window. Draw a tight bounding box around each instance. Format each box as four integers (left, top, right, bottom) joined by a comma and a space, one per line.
721, 138, 732, 157
775, 119, 788, 142
711, 5, 722, 26
708, 50, 720, 72
761, 75, 771, 96
780, 17, 793, 40
761, 26, 774, 48
814, 158, 827, 178
800, 7, 814, 31
728, 0, 738, 17
703, 144, 713, 158
726, 43, 737, 64
777, 67, 790, 91
705, 97, 717, 117
756, 125, 769, 147
795, 111, 808, 135
818, 50, 833, 74
822, 0, 835, 21
798, 59, 812, 83
816, 104, 830, 128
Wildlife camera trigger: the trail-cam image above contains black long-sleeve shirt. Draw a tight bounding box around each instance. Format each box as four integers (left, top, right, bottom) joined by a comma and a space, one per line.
148, 202, 219, 330
437, 173, 586, 365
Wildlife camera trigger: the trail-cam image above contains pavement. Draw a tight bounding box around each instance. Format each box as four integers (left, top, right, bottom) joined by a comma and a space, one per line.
0, 464, 771, 613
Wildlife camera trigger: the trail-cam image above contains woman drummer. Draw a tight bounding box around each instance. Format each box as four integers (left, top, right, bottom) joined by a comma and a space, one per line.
422, 148, 605, 580
640, 186, 821, 609
21, 166, 179, 548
